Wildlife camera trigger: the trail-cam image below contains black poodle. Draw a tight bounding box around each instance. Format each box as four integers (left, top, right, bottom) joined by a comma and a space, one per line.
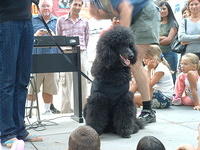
84, 26, 143, 138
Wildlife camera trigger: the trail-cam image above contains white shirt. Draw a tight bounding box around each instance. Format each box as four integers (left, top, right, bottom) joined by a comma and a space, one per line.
153, 63, 174, 98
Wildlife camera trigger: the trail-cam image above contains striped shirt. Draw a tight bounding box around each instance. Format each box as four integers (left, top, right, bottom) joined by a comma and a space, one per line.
56, 14, 89, 51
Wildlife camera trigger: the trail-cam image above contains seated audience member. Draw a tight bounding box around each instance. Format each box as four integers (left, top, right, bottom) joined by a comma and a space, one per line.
68, 126, 100, 150
136, 136, 166, 150
173, 53, 200, 110
130, 45, 174, 109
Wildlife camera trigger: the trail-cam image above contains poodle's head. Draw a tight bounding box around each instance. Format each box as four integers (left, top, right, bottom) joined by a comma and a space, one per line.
96, 25, 137, 69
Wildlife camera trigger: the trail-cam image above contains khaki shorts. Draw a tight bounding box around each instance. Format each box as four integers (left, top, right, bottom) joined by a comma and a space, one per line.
28, 73, 58, 95
131, 1, 160, 45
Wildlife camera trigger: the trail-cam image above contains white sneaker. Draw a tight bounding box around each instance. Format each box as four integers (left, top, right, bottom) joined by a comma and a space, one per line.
42, 110, 53, 115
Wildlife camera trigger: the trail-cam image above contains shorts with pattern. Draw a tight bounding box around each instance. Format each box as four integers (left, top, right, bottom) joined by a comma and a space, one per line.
152, 90, 172, 109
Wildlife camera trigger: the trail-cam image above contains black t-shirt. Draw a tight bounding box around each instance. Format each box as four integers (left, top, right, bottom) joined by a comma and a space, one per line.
0, 0, 32, 22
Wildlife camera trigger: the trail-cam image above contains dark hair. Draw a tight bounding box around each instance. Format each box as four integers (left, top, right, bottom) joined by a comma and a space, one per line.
182, 4, 188, 15
136, 136, 166, 150
159, 1, 178, 27
68, 0, 83, 6
68, 126, 100, 150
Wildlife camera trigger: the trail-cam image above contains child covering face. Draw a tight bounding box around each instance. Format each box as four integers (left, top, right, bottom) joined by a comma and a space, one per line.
130, 45, 174, 109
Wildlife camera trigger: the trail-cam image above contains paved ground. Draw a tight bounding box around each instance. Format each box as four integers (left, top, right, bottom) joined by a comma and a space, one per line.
1, 106, 199, 150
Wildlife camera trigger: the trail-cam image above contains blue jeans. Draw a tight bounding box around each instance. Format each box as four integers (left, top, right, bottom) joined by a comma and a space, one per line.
0, 20, 33, 143
163, 51, 178, 83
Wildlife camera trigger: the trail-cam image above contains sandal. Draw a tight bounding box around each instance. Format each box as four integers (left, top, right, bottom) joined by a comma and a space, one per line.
23, 134, 43, 142
2, 138, 18, 148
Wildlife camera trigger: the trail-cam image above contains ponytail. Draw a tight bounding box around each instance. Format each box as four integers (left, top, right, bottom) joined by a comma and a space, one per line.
161, 57, 171, 71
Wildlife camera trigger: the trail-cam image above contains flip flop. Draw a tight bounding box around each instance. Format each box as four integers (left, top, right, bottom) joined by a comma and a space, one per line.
23, 134, 43, 142
2, 138, 18, 148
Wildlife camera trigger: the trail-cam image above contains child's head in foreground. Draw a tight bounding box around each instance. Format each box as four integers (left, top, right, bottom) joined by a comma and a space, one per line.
68, 125, 100, 150
136, 136, 166, 150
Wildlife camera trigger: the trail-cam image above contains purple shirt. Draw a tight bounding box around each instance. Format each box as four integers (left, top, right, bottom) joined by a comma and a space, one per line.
56, 14, 89, 50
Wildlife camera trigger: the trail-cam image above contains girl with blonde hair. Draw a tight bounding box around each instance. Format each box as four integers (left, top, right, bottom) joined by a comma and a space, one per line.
173, 53, 200, 110
131, 45, 174, 109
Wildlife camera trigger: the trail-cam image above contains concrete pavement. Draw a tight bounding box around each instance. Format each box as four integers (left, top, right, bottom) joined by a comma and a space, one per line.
1, 105, 199, 150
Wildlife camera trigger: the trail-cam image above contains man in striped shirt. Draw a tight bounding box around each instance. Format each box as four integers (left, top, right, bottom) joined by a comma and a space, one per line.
56, 0, 89, 113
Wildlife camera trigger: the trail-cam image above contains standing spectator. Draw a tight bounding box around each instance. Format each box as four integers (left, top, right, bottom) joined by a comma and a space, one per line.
182, 4, 190, 19
89, 0, 160, 124
159, 1, 178, 83
56, 0, 89, 113
100, 16, 120, 36
178, 0, 200, 58
173, 53, 200, 110
0, 0, 42, 148
27, 0, 60, 115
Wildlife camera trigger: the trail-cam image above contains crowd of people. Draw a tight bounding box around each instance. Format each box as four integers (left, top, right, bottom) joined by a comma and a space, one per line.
0, 0, 200, 149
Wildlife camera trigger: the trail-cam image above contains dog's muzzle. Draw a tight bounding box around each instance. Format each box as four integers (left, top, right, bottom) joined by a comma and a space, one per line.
119, 47, 136, 64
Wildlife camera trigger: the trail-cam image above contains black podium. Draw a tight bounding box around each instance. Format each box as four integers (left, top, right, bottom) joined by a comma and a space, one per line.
31, 36, 83, 123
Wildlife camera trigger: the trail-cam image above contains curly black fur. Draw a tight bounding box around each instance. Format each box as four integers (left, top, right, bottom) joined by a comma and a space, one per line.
84, 26, 143, 138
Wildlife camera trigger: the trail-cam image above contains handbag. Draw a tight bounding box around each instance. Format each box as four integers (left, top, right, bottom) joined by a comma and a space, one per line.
170, 19, 187, 54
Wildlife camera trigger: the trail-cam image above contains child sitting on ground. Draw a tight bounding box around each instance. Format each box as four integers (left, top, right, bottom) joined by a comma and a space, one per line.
130, 45, 174, 109
68, 125, 100, 150
172, 53, 200, 110
136, 136, 166, 150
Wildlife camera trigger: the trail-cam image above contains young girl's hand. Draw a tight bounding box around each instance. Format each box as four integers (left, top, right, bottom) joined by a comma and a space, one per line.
147, 59, 157, 70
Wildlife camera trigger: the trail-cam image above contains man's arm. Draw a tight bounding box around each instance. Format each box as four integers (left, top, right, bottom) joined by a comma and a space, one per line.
118, 1, 133, 27
89, 3, 113, 19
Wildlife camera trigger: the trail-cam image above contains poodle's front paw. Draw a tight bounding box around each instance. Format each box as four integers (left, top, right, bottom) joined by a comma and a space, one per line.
121, 133, 131, 138
118, 129, 132, 138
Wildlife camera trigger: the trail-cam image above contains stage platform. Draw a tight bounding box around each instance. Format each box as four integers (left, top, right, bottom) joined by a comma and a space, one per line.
1, 106, 199, 150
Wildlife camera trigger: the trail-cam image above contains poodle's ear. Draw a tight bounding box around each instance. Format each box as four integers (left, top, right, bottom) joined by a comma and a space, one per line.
96, 43, 118, 69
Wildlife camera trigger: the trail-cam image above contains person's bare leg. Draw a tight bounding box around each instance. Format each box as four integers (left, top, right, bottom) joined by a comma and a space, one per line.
42, 93, 52, 104
131, 44, 156, 124
27, 94, 36, 101
42, 92, 52, 113
43, 92, 60, 114
132, 44, 150, 102
133, 93, 143, 107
